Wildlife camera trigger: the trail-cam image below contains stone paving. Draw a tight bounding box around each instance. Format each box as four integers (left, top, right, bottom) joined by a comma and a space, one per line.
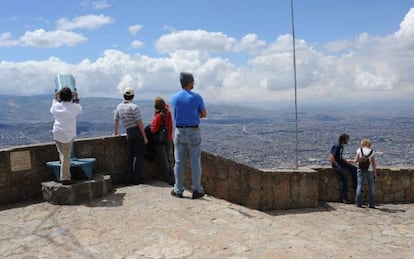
1, 181, 413, 259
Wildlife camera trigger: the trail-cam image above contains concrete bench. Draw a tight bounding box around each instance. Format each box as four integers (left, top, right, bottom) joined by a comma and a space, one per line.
46, 146, 96, 179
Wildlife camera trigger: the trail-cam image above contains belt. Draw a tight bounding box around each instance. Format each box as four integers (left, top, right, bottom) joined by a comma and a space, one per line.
176, 125, 199, 128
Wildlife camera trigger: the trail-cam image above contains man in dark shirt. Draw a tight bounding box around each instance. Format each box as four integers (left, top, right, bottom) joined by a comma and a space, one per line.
329, 133, 357, 203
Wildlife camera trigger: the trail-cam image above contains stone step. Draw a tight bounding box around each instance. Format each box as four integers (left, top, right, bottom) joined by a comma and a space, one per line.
41, 174, 112, 205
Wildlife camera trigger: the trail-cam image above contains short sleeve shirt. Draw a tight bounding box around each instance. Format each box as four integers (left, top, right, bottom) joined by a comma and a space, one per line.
114, 100, 143, 130
356, 147, 375, 170
330, 143, 344, 163
171, 90, 205, 126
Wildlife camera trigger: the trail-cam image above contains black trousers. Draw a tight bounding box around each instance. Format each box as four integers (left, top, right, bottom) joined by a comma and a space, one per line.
154, 140, 174, 184
126, 127, 145, 184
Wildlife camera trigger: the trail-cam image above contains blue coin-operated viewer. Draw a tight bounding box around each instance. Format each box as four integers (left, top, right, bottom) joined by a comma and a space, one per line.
55, 74, 76, 100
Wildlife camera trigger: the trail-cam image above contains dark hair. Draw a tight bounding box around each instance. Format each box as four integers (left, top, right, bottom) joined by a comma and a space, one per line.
59, 87, 73, 102
180, 72, 194, 87
338, 133, 349, 144
124, 95, 134, 100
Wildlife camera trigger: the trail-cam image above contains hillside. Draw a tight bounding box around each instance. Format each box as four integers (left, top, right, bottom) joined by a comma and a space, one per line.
1, 95, 413, 169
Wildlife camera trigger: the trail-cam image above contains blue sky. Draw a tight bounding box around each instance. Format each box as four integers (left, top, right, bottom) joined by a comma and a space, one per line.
1, 0, 414, 108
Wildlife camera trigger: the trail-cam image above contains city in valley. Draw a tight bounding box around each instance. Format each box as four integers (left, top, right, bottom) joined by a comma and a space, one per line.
1, 95, 413, 169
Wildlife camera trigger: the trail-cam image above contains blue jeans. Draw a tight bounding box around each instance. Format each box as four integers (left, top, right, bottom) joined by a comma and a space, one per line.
173, 127, 203, 194
334, 162, 357, 201
355, 169, 376, 207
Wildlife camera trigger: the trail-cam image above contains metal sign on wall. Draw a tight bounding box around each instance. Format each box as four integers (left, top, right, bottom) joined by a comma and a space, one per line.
10, 151, 32, 171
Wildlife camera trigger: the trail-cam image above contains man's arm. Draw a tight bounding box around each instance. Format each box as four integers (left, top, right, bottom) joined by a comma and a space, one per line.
328, 153, 338, 166
137, 120, 148, 144
113, 119, 120, 135
199, 109, 207, 118
348, 152, 358, 164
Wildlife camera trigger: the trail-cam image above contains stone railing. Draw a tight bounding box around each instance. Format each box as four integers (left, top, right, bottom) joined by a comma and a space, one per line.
1, 136, 413, 210
185, 153, 319, 210
0, 136, 158, 204
315, 166, 414, 204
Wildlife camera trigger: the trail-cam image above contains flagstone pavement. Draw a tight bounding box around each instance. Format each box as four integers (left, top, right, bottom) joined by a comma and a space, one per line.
1, 182, 413, 258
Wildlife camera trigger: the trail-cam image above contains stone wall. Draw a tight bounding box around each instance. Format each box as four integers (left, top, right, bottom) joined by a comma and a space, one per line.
185, 152, 319, 210
315, 166, 414, 203
1, 137, 414, 210
0, 136, 158, 204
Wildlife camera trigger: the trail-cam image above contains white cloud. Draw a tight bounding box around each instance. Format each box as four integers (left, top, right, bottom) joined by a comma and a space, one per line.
92, 0, 111, 10
240, 33, 266, 52
155, 29, 240, 53
1, 10, 414, 108
19, 29, 87, 48
131, 40, 144, 49
116, 74, 135, 94
325, 40, 349, 52
0, 32, 19, 47
0, 57, 74, 95
395, 8, 414, 38
128, 24, 143, 35
56, 14, 113, 30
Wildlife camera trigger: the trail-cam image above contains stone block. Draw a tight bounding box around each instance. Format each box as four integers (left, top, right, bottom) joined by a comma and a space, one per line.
246, 189, 263, 209
291, 174, 318, 208
228, 181, 249, 205
42, 174, 112, 205
274, 181, 291, 209
214, 180, 229, 200
401, 175, 410, 188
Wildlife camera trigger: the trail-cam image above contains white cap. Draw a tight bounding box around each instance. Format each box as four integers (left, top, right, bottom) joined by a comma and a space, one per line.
123, 87, 134, 96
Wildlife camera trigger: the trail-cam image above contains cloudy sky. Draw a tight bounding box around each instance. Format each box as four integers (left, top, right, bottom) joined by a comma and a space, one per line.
1, 0, 414, 108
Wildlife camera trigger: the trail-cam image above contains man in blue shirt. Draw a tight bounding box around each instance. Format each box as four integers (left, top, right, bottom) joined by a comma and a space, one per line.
329, 133, 357, 203
170, 72, 207, 199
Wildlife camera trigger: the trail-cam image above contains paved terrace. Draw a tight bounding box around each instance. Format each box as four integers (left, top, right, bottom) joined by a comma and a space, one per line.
1, 182, 413, 258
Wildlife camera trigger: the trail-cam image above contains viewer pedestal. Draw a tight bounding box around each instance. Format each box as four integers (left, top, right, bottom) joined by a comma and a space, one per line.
41, 174, 112, 205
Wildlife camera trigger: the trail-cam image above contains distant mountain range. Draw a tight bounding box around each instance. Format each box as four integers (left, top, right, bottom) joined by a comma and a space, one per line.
1, 94, 413, 169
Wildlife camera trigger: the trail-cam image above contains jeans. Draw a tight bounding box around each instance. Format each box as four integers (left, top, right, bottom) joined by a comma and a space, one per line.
126, 127, 145, 184
173, 127, 203, 194
355, 169, 376, 207
334, 162, 357, 201
55, 140, 73, 181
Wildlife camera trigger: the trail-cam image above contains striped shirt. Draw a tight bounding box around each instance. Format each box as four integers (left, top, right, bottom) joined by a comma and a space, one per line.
114, 100, 143, 130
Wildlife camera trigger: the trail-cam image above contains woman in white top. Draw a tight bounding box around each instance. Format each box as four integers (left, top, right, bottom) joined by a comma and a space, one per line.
351, 139, 377, 208
50, 87, 82, 184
